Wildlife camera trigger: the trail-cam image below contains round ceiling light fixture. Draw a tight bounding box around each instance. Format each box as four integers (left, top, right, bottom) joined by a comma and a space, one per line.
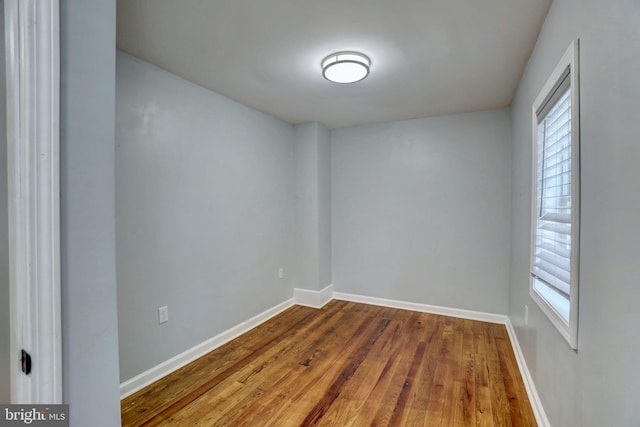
322, 51, 371, 84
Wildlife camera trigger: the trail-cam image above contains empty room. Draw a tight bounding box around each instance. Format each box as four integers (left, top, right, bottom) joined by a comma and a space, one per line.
1, 0, 639, 426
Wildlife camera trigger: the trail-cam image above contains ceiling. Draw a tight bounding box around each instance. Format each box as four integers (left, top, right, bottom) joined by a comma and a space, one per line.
116, 0, 552, 129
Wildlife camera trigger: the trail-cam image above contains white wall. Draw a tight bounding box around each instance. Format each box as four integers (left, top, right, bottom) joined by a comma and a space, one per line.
115, 52, 295, 381
332, 109, 511, 314
60, 0, 121, 425
293, 122, 332, 291
0, 4, 10, 404
508, 0, 640, 425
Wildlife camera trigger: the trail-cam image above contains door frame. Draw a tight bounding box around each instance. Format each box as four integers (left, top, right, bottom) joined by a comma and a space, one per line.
5, 0, 61, 403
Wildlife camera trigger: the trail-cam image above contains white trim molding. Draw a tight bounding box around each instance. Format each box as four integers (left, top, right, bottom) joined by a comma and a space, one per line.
505, 319, 551, 427
119, 290, 549, 425
529, 39, 580, 349
333, 292, 507, 324
294, 284, 334, 308
120, 298, 295, 399
334, 291, 548, 424
5, 0, 61, 403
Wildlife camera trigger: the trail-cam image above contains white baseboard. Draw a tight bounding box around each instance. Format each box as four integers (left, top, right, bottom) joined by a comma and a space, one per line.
334, 291, 548, 424
505, 319, 550, 427
119, 298, 295, 399
333, 291, 507, 324
120, 289, 548, 427
294, 284, 334, 308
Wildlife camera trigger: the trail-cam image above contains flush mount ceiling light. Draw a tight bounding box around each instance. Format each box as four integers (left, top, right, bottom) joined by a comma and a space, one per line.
322, 51, 371, 84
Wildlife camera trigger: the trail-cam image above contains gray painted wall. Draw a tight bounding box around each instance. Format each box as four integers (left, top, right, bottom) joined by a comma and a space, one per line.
60, 0, 121, 425
0, 5, 10, 404
331, 109, 511, 314
317, 125, 332, 289
508, 0, 640, 425
115, 52, 295, 381
293, 122, 332, 291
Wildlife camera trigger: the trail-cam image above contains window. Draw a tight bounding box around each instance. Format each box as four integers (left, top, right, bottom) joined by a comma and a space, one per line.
530, 40, 580, 349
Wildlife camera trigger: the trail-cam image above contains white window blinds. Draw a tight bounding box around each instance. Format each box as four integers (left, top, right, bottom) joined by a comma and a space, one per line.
532, 75, 572, 321
530, 40, 579, 349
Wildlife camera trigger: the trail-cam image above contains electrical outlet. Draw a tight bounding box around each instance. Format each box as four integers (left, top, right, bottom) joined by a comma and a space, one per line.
524, 305, 529, 326
158, 306, 169, 324
278, 267, 284, 279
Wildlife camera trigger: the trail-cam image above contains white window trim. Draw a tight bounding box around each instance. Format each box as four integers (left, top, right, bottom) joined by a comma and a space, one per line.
529, 40, 580, 349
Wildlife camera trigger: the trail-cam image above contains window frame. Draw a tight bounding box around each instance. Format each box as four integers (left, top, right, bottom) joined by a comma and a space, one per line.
529, 40, 580, 349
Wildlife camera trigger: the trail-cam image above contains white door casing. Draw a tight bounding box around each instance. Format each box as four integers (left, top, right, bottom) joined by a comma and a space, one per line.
4, 0, 61, 403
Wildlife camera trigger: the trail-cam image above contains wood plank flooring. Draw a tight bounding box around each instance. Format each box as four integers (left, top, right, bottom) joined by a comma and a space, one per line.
121, 301, 536, 426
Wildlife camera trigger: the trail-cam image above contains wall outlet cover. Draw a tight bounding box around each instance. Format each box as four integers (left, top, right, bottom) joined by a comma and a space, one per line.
158, 306, 169, 324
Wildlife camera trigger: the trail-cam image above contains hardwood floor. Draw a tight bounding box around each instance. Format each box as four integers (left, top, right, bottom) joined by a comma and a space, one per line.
121, 301, 536, 426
